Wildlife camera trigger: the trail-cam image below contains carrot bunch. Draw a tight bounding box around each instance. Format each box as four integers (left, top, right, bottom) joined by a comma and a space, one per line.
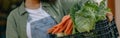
48, 15, 73, 35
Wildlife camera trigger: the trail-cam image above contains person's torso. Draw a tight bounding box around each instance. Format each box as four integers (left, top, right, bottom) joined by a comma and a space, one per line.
26, 5, 57, 38
10, 0, 81, 38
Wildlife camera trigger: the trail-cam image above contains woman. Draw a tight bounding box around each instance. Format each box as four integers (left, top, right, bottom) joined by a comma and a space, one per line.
6, 0, 81, 38
6, 0, 113, 38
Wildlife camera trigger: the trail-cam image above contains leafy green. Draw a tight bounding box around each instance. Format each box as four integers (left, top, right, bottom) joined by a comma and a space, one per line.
70, 0, 110, 34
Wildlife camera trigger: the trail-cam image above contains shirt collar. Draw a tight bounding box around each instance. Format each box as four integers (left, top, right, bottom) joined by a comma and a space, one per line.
19, 2, 51, 15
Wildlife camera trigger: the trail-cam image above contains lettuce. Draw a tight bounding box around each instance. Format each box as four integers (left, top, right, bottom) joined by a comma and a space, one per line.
70, 0, 110, 34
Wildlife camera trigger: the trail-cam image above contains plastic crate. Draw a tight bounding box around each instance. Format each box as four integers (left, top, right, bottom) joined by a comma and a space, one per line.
49, 19, 119, 38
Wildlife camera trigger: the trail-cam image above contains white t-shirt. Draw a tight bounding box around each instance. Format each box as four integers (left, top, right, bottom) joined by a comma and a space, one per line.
26, 4, 50, 38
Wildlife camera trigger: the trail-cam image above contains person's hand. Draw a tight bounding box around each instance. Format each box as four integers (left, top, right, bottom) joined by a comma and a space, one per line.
106, 12, 113, 22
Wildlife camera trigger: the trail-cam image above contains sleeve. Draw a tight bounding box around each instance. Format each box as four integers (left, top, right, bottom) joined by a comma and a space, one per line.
6, 12, 18, 38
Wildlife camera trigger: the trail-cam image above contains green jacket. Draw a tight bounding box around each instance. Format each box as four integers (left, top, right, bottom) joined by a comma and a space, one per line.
6, 0, 80, 38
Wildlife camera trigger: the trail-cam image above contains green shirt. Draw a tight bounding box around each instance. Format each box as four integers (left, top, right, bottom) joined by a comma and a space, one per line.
6, 0, 81, 38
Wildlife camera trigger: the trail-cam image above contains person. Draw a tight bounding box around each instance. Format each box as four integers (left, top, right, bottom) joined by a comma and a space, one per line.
6, 0, 113, 38
6, 0, 82, 38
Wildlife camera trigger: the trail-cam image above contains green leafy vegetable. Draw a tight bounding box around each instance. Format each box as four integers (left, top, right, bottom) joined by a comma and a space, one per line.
70, 0, 110, 34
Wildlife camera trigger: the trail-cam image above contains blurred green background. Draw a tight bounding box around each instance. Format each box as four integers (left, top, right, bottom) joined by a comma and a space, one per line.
0, 0, 22, 38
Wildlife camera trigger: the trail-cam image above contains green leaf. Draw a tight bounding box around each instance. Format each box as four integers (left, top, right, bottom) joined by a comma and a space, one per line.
70, 0, 110, 34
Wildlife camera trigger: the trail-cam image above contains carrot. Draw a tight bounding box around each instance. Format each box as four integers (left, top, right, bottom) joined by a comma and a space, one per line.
48, 26, 57, 33
53, 15, 70, 33
48, 25, 58, 33
56, 15, 70, 27
52, 27, 60, 34
57, 19, 70, 33
48, 15, 71, 34
66, 23, 73, 35
64, 19, 73, 35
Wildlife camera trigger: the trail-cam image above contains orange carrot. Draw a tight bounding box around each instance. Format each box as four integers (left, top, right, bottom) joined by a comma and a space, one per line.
52, 27, 60, 34
56, 15, 70, 27
48, 15, 71, 34
64, 19, 73, 35
57, 19, 70, 33
66, 23, 73, 35
48, 25, 58, 33
53, 15, 70, 33
48, 26, 56, 33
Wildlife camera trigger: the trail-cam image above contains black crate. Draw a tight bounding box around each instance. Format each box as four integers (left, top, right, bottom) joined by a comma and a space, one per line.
49, 19, 119, 38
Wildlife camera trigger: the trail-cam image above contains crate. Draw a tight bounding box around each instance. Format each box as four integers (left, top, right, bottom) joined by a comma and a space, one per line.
49, 19, 119, 38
